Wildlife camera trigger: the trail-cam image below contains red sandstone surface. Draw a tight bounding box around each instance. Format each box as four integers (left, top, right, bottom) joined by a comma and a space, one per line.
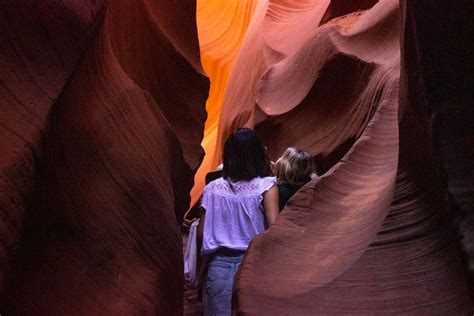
1, 0, 208, 314
1, 0, 472, 314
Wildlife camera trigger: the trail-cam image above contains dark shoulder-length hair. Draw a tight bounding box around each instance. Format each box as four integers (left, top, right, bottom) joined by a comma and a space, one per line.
222, 128, 272, 181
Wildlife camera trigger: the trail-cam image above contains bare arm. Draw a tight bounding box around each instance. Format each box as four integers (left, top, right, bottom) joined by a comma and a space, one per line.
263, 185, 279, 226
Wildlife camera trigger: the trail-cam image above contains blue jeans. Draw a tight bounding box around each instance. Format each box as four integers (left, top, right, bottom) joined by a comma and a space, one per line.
203, 249, 244, 316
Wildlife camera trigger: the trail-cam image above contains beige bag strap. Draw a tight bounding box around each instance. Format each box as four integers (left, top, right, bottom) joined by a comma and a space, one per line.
183, 206, 199, 228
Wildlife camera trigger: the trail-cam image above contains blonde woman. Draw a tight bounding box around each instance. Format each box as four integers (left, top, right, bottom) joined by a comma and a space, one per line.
274, 147, 316, 210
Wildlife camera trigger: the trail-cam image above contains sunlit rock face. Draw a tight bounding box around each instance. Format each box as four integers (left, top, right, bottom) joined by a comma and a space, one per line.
190, 0, 259, 207
197, 0, 472, 313
0, 0, 208, 314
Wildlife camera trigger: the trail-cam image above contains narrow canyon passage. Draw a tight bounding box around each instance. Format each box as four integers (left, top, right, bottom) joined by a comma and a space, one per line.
188, 0, 473, 314
0, 0, 472, 314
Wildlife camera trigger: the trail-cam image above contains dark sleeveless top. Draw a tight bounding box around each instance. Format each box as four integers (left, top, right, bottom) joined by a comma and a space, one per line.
278, 177, 311, 211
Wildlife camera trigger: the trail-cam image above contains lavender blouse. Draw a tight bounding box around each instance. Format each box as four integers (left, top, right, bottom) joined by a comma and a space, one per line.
201, 176, 277, 255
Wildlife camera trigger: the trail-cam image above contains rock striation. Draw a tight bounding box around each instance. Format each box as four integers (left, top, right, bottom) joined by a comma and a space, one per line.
1, 0, 208, 314
205, 0, 472, 313
1, 0, 472, 314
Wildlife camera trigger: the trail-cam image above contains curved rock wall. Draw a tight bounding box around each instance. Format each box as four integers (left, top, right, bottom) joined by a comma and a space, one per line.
401, 0, 474, 289
207, 0, 472, 313
191, 0, 259, 207
1, 0, 208, 314
0, 0, 107, 298
1, 0, 472, 314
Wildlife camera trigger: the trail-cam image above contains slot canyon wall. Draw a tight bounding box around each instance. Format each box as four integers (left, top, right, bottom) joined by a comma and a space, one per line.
200, 0, 473, 313
1, 0, 472, 315
0, 0, 209, 314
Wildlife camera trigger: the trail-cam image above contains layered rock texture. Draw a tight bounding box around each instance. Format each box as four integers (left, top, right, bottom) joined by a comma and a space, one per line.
197, 0, 473, 314
1, 0, 472, 314
191, 0, 259, 207
1, 0, 208, 314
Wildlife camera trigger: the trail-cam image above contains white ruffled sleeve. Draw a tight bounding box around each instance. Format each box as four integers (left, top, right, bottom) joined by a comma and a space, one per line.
260, 176, 277, 194
201, 184, 210, 211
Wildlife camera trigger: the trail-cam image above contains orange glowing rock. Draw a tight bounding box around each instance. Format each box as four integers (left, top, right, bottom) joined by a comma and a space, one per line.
191, 0, 259, 207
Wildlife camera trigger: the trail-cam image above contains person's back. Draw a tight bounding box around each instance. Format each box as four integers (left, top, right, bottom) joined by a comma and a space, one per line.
201, 176, 276, 255
198, 128, 279, 315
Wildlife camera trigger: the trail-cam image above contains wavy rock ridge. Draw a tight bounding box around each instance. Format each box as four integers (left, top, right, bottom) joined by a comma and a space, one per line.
1, 0, 208, 314
196, 0, 472, 313
1, 0, 472, 314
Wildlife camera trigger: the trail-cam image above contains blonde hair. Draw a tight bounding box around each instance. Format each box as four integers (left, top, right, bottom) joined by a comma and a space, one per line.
275, 147, 315, 186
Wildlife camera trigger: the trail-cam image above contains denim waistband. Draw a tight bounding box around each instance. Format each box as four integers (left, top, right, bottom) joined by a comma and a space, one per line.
212, 247, 246, 257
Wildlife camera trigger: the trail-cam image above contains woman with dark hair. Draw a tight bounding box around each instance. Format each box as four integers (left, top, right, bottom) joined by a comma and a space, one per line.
198, 128, 279, 315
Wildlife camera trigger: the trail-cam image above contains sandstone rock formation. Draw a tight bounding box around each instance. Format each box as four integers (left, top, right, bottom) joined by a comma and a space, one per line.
401, 0, 474, 290
1, 0, 208, 314
199, 0, 472, 313
1, 0, 472, 314
191, 0, 259, 208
